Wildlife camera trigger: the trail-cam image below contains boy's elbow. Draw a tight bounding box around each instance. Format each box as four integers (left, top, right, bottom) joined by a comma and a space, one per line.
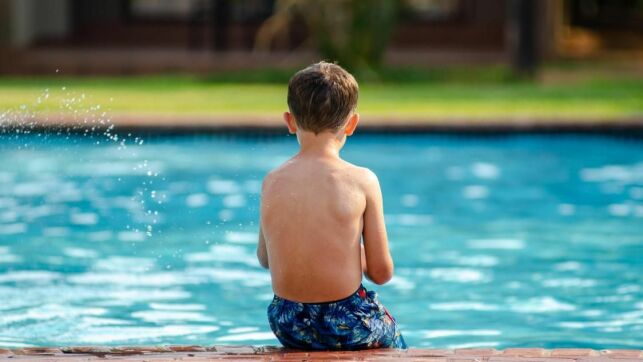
256, 248, 269, 269
366, 264, 394, 285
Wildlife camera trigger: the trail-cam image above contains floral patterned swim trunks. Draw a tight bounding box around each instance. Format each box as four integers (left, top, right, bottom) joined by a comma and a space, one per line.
267, 284, 407, 350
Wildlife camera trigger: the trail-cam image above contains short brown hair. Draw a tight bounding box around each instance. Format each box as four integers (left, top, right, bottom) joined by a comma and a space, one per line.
287, 62, 359, 134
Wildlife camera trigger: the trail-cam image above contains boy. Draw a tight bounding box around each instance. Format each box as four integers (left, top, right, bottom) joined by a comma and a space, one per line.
256, 61, 406, 350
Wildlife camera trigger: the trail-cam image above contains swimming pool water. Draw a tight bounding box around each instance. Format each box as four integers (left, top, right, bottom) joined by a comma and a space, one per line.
0, 133, 641, 349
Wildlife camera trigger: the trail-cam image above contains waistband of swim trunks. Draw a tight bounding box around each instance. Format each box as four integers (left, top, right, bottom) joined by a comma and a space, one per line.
273, 284, 366, 305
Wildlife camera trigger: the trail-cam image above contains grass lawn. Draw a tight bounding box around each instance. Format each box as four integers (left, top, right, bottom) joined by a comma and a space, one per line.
1, 66, 642, 124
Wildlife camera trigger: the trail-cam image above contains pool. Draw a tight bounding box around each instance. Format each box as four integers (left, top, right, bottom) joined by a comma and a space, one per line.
0, 132, 641, 349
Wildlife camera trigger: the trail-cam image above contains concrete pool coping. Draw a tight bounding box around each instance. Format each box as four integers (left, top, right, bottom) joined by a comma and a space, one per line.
5, 114, 643, 136
1, 346, 642, 361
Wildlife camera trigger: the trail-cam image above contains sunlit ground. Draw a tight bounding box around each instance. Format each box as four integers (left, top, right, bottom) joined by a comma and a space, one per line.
0, 64, 641, 123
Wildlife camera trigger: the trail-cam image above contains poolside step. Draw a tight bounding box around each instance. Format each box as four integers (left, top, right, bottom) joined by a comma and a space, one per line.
0, 346, 640, 361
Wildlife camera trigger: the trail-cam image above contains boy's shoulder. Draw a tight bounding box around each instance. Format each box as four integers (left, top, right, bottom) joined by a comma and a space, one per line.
340, 160, 379, 186
262, 158, 378, 191
262, 159, 295, 184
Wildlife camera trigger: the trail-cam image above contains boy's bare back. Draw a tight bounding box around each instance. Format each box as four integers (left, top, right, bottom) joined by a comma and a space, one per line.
260, 155, 373, 302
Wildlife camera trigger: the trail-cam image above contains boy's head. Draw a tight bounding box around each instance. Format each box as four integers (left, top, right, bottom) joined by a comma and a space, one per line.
286, 61, 359, 135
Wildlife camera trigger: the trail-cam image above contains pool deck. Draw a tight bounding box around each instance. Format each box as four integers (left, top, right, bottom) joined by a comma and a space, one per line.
12, 114, 643, 136
1, 346, 641, 361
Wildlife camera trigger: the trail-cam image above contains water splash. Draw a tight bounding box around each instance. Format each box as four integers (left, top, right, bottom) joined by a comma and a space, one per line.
0, 81, 160, 241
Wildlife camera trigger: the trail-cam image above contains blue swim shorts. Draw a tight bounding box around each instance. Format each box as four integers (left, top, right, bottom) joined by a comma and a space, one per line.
267, 284, 407, 350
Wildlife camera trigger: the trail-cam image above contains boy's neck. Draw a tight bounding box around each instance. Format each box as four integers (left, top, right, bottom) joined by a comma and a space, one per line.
296, 130, 345, 159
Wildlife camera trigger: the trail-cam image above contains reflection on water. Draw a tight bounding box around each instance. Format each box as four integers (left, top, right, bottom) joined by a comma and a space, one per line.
0, 134, 642, 348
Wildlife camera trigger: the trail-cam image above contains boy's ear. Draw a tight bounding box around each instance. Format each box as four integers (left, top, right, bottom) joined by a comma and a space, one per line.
283, 112, 297, 134
345, 113, 359, 136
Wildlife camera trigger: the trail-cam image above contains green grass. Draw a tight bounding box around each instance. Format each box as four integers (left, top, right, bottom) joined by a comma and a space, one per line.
1, 66, 642, 122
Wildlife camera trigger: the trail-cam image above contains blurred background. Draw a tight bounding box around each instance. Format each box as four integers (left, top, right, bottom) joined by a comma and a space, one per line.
0, 0, 642, 72
0, 0, 641, 128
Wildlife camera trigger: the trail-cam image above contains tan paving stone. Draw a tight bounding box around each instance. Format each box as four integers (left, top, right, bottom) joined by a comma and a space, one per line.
407, 349, 454, 357
353, 349, 407, 357
109, 355, 177, 361
2, 358, 69, 362
146, 354, 228, 361
601, 350, 643, 359
217, 357, 267, 361
579, 359, 642, 362
308, 357, 359, 360
489, 358, 573, 362
271, 351, 311, 360
502, 348, 547, 357
551, 349, 599, 358
455, 348, 500, 356
485, 356, 576, 362
306, 351, 363, 360
354, 351, 409, 360
0, 349, 12, 356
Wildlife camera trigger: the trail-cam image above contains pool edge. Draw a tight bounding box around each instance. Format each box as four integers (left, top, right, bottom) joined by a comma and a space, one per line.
1, 346, 642, 361
4, 116, 643, 137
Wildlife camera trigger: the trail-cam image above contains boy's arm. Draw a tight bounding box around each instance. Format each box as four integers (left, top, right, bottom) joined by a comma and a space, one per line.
257, 225, 269, 269
360, 244, 367, 274
256, 176, 270, 269
361, 169, 394, 285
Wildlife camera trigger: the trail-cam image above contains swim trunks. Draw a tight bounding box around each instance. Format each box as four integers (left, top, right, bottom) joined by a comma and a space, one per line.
267, 284, 407, 350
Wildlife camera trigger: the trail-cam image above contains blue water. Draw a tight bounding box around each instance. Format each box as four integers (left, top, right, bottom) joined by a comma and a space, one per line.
0, 133, 641, 349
